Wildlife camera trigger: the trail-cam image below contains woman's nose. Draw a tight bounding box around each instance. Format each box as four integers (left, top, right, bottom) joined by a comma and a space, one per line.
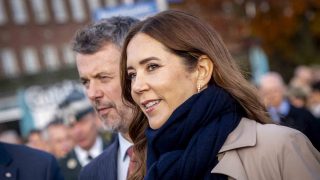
131, 73, 149, 94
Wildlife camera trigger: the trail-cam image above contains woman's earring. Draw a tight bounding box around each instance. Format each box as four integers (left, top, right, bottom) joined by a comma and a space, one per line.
197, 83, 201, 93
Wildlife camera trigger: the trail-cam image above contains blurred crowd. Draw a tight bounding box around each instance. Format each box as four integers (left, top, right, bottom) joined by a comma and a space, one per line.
0, 89, 115, 180
258, 65, 320, 151
0, 64, 319, 179
288, 66, 320, 118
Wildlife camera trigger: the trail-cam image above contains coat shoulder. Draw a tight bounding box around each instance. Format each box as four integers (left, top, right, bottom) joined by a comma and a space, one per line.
5, 143, 54, 162
252, 123, 320, 180
256, 123, 309, 147
0, 142, 64, 180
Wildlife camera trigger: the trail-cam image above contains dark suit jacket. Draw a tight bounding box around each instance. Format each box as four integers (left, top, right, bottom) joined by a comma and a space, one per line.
59, 135, 116, 180
0, 142, 64, 180
79, 136, 119, 180
58, 149, 82, 180
280, 104, 320, 151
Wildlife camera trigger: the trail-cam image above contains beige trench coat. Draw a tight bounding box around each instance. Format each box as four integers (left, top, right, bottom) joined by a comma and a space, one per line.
212, 118, 320, 180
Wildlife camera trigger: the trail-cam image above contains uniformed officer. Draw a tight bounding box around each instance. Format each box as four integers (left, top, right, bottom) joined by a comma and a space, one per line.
57, 89, 114, 180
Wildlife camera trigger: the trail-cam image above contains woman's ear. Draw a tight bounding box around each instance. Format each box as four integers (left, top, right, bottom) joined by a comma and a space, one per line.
196, 55, 213, 90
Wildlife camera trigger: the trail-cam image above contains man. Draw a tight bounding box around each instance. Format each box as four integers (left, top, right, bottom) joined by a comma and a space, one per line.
26, 129, 50, 152
43, 119, 74, 159
0, 142, 64, 180
58, 89, 114, 180
72, 17, 138, 180
259, 72, 320, 151
308, 81, 320, 119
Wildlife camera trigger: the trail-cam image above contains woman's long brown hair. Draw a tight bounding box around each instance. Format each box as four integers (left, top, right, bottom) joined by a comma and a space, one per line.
120, 10, 272, 180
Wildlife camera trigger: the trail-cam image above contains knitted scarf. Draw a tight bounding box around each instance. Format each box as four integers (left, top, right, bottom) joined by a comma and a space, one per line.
145, 85, 243, 179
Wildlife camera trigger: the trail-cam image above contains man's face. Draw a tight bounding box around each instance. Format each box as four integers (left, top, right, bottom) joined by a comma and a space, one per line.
27, 132, 49, 152
76, 44, 133, 133
69, 112, 98, 150
47, 125, 73, 158
259, 78, 285, 108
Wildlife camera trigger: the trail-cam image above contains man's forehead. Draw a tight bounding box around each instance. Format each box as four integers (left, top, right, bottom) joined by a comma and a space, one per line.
77, 49, 121, 73
99, 42, 121, 53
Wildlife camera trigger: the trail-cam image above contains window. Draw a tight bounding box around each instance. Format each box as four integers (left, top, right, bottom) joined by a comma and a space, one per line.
62, 44, 75, 66
22, 47, 40, 74
122, 0, 134, 5
30, 0, 49, 24
51, 0, 68, 23
105, 0, 118, 7
88, 0, 101, 15
69, 0, 86, 22
1, 48, 19, 77
10, 0, 28, 24
0, 0, 8, 25
43, 45, 59, 70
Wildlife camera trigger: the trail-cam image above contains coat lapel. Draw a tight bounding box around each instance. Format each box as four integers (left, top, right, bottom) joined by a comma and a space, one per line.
212, 118, 257, 180
212, 151, 248, 180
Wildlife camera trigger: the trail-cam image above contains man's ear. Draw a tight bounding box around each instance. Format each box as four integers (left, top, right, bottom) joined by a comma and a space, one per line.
196, 55, 213, 90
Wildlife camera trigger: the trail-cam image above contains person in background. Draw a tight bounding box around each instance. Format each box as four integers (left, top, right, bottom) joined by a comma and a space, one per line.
58, 89, 114, 180
0, 141, 64, 180
72, 16, 139, 180
42, 119, 74, 159
308, 81, 320, 119
287, 86, 309, 108
289, 65, 313, 91
0, 130, 22, 144
259, 72, 320, 151
119, 10, 320, 180
25, 128, 50, 152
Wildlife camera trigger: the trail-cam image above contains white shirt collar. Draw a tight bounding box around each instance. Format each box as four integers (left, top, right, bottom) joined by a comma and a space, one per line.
118, 133, 133, 161
74, 136, 103, 167
117, 133, 133, 180
278, 99, 290, 116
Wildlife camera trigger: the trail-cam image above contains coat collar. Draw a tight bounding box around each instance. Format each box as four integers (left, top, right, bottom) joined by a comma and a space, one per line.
218, 118, 257, 153
212, 118, 257, 179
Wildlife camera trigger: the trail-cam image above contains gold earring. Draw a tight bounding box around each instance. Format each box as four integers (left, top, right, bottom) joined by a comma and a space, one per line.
197, 83, 201, 93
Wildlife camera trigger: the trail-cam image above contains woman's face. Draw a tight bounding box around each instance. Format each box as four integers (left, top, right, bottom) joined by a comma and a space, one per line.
126, 33, 198, 129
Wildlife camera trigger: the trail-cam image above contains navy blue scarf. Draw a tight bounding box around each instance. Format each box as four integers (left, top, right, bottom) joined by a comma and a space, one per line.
145, 85, 243, 180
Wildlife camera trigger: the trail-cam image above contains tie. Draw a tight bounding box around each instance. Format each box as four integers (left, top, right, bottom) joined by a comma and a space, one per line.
87, 153, 93, 161
126, 146, 135, 179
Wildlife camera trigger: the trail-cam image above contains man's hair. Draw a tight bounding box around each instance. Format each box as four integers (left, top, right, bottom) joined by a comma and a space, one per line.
46, 118, 64, 129
72, 16, 139, 54
42, 118, 65, 141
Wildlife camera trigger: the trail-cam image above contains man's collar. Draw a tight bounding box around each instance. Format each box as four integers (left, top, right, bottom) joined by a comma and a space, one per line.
74, 136, 103, 166
278, 99, 290, 116
118, 133, 133, 161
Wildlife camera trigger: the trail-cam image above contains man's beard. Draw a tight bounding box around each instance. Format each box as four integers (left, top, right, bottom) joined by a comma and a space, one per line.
99, 110, 129, 134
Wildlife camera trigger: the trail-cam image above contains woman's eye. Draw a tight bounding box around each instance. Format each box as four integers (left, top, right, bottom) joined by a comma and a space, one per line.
147, 64, 159, 71
128, 72, 136, 80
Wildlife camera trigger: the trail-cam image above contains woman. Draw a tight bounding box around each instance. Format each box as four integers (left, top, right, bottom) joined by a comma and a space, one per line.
120, 10, 320, 180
